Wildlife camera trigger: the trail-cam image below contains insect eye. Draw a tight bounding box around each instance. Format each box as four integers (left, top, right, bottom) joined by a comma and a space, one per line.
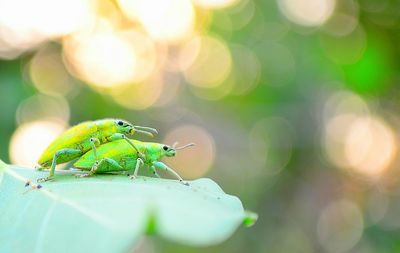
118, 121, 123, 126
163, 146, 168, 151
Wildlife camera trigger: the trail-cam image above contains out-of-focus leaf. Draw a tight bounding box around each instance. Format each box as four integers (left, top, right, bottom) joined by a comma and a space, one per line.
243, 211, 258, 227
0, 160, 255, 252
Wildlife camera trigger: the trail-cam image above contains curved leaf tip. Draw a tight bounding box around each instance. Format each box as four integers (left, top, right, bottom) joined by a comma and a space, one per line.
243, 211, 258, 227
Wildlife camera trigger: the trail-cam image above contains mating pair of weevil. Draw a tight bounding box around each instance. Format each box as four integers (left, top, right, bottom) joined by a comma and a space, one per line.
35, 119, 194, 186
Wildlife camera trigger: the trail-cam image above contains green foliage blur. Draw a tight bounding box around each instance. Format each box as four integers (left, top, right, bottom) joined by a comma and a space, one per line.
1, 0, 400, 252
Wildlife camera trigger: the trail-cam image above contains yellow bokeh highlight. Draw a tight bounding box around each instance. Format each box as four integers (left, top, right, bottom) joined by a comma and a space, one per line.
63, 26, 138, 88
190, 78, 234, 100
188, 44, 259, 100
123, 30, 159, 83
323, 91, 398, 179
278, 0, 335, 27
9, 119, 67, 167
193, 0, 239, 9
163, 125, 216, 179
0, 0, 243, 106
117, 0, 195, 43
110, 74, 164, 110
344, 117, 397, 177
0, 0, 95, 59
183, 35, 232, 88
16, 95, 70, 125
178, 36, 202, 71
30, 45, 76, 96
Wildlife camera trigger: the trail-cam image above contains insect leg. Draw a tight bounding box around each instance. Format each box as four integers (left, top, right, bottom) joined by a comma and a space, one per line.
108, 133, 146, 160
150, 165, 160, 178
152, 161, 189, 186
130, 158, 144, 179
122, 137, 145, 160
89, 137, 100, 161
37, 148, 81, 182
78, 158, 123, 177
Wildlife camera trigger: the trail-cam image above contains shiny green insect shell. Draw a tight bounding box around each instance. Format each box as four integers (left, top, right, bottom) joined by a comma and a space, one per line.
39, 120, 124, 166
74, 140, 163, 172
37, 119, 156, 168
73, 139, 194, 185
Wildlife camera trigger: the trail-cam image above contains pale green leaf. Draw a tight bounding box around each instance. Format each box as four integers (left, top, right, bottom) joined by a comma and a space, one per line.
0, 160, 256, 252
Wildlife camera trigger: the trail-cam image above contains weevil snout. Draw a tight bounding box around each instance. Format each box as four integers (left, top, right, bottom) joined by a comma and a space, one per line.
132, 125, 158, 137
163, 145, 176, 157
166, 151, 176, 157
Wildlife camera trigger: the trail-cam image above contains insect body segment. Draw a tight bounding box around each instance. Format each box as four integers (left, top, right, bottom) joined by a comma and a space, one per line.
37, 119, 157, 182
74, 140, 194, 185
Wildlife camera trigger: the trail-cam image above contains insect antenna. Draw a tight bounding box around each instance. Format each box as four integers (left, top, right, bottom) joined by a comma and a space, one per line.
175, 143, 195, 150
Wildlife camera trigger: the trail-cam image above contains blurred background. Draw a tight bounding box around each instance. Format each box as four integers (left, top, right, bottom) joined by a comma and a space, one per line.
1, 0, 400, 252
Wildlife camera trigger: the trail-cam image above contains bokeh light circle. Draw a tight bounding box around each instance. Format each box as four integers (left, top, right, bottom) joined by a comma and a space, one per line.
63, 28, 138, 88
30, 45, 76, 96
323, 13, 358, 37
163, 125, 216, 179
121, 30, 158, 83
317, 199, 363, 253
110, 74, 164, 110
344, 116, 397, 177
9, 119, 67, 167
323, 91, 397, 179
248, 117, 294, 176
323, 90, 369, 121
193, 0, 239, 9
320, 25, 367, 64
190, 79, 234, 101
325, 114, 397, 178
117, 0, 195, 43
229, 44, 261, 95
278, 0, 336, 27
16, 95, 70, 125
183, 35, 232, 88
0, 0, 95, 59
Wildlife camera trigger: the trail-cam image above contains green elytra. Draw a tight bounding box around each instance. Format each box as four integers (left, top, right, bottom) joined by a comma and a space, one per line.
37, 119, 158, 182
74, 139, 194, 186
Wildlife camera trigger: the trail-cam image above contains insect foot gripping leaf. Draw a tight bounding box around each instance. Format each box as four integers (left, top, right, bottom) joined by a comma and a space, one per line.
0, 161, 257, 253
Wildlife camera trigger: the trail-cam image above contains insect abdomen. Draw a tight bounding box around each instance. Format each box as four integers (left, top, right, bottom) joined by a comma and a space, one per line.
74, 140, 139, 171
38, 121, 97, 166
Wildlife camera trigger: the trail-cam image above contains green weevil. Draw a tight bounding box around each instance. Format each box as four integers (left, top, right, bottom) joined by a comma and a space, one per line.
37, 119, 157, 182
73, 139, 195, 185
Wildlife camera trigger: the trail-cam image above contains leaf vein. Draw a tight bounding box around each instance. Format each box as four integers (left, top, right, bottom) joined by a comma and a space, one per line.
5, 168, 116, 230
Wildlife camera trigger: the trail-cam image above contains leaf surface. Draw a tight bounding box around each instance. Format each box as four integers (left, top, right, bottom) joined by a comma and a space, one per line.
0, 161, 256, 252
